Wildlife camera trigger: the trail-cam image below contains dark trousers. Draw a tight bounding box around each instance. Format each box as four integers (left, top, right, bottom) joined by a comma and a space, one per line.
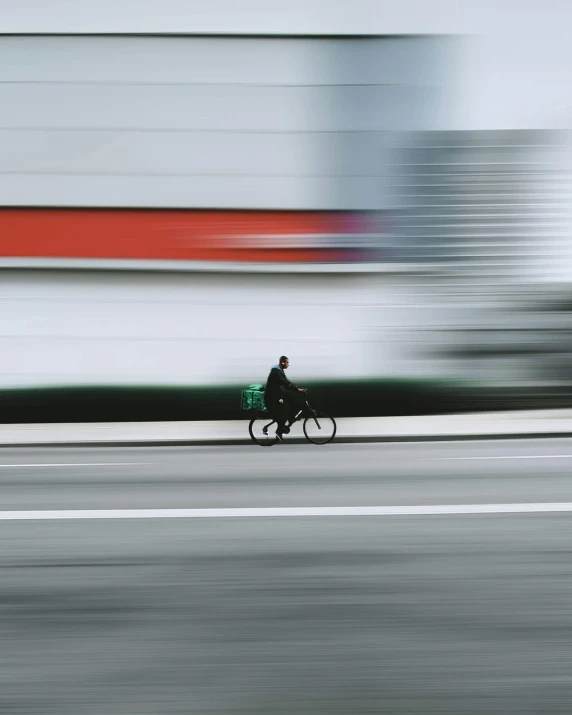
268, 400, 288, 433
268, 392, 305, 433
283, 391, 306, 422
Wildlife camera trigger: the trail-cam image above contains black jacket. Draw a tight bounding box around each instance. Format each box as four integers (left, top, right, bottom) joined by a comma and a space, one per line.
264, 366, 298, 406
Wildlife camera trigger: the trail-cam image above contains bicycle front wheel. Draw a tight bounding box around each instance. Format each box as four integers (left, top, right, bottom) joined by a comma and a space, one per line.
303, 411, 336, 445
249, 414, 277, 446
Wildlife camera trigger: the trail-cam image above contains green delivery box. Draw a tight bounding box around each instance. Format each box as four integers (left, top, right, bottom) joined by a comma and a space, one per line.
241, 384, 267, 412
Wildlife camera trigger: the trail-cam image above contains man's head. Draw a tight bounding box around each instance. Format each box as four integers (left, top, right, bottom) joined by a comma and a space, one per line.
279, 355, 289, 370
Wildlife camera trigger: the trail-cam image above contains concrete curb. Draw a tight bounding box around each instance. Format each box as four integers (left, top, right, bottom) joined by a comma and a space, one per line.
3, 433, 572, 449
2, 412, 572, 447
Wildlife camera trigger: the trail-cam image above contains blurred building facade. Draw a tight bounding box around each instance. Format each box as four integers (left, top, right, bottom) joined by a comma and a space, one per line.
1, 1, 571, 392
0, 35, 449, 211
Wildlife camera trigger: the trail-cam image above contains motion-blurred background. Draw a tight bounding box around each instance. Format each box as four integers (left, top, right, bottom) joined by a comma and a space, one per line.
5, 7, 572, 715
1, 0, 572, 420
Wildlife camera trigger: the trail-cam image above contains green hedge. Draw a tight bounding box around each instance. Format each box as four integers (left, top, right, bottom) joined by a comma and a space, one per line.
0, 380, 571, 424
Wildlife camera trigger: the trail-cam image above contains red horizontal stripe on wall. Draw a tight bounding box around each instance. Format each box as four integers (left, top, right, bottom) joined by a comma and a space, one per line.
0, 209, 339, 263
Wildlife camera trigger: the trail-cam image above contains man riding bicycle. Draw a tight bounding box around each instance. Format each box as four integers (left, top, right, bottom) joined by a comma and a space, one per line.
264, 356, 307, 442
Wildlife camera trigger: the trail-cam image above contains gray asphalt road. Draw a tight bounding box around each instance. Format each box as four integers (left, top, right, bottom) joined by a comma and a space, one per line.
2, 439, 572, 713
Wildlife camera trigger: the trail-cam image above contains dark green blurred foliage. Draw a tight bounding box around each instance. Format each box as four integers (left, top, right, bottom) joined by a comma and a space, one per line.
1, 380, 571, 423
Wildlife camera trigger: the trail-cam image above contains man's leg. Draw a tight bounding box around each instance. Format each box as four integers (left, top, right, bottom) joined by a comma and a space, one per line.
275, 402, 288, 437
286, 392, 306, 425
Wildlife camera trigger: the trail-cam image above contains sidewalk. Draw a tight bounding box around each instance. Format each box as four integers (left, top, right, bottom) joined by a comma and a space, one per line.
1, 410, 572, 446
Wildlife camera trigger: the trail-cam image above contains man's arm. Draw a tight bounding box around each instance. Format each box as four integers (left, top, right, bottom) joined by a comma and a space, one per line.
272, 367, 298, 391
274, 368, 307, 393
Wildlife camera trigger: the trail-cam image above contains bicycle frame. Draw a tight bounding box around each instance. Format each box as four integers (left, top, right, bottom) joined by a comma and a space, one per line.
249, 390, 336, 446
260, 397, 318, 434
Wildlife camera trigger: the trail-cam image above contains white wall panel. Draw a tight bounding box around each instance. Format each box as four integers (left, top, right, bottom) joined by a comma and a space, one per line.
0, 272, 386, 387
0, 130, 391, 176
0, 36, 446, 87
0, 84, 436, 132
0, 174, 386, 209
0, 0, 469, 36
0, 35, 446, 209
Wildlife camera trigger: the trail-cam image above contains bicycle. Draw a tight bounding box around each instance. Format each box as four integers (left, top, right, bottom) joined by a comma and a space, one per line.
248, 391, 336, 446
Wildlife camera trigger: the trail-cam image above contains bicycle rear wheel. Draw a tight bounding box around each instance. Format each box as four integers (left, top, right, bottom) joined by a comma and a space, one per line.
303, 411, 336, 445
249, 413, 277, 446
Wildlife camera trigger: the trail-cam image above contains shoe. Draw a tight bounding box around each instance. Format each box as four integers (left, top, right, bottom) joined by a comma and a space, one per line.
275, 433, 285, 443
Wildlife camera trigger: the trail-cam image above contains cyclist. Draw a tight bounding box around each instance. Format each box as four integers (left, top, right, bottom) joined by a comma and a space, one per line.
264, 356, 307, 442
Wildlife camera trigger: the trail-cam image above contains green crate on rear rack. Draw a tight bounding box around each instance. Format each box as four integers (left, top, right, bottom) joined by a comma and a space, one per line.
241, 384, 267, 412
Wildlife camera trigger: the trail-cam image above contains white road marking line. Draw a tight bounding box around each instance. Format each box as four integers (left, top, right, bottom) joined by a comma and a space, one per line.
0, 503, 572, 520
0, 463, 144, 468
439, 455, 572, 461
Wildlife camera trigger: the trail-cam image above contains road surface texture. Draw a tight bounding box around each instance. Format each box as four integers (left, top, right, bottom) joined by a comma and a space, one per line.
1, 439, 572, 714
